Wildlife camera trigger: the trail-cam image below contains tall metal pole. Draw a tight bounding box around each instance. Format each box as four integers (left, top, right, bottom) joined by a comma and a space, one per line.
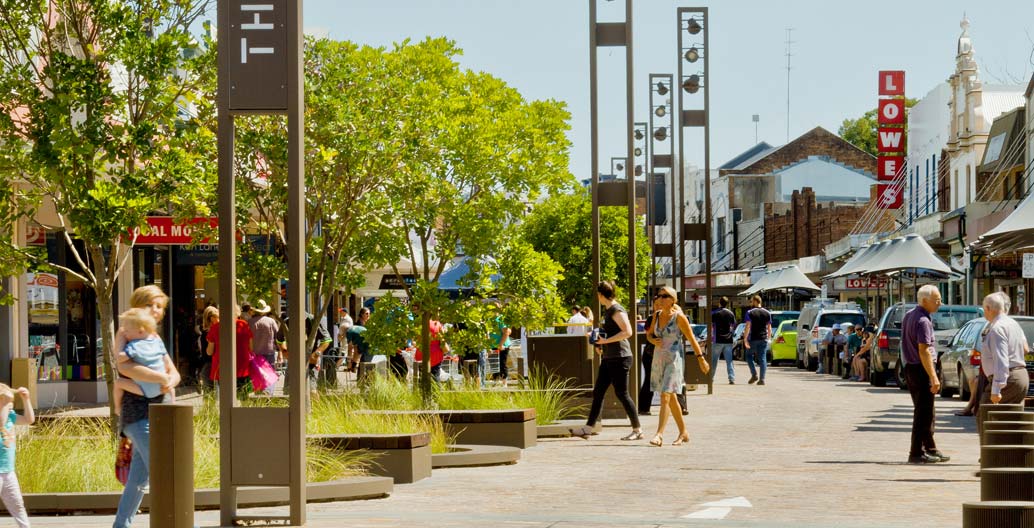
676, 16, 686, 304
215, 0, 237, 523
638, 121, 652, 292
286, 0, 307, 523
624, 0, 638, 407
589, 0, 601, 318
702, 8, 713, 396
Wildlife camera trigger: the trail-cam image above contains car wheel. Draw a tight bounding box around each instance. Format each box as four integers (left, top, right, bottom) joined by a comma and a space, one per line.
939, 364, 956, 398
959, 366, 970, 401
870, 366, 888, 387
796, 356, 805, 369
895, 362, 908, 390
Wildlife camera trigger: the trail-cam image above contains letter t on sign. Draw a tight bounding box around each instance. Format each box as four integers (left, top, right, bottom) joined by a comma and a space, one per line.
879, 71, 905, 97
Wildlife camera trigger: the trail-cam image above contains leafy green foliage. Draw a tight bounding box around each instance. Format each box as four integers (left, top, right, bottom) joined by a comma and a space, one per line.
522, 189, 650, 310
838, 98, 918, 157
0, 0, 217, 424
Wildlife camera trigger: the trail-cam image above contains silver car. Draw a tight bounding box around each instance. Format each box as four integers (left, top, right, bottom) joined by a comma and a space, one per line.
939, 316, 1034, 400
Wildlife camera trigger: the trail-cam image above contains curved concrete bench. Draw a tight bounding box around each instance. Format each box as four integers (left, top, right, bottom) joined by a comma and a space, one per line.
981, 403, 1026, 424
985, 421, 1034, 432
310, 433, 431, 484
988, 411, 1034, 423
962, 501, 1034, 527
981, 445, 1034, 469
359, 409, 537, 449
431, 444, 521, 468
984, 430, 1034, 447
981, 468, 1034, 501
537, 420, 602, 438
22, 476, 392, 515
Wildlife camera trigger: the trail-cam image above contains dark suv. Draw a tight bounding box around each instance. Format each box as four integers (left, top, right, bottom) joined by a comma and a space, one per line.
870, 302, 983, 388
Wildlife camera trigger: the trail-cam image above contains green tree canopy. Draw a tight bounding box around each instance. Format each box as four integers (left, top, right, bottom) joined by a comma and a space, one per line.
521, 189, 650, 311
0, 0, 215, 423
838, 98, 918, 156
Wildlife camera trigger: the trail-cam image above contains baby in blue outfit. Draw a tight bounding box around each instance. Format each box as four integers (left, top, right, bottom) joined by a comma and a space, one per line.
114, 308, 172, 415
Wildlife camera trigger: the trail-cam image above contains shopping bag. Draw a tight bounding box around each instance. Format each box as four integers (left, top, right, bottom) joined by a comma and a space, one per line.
250, 354, 279, 393
115, 434, 133, 486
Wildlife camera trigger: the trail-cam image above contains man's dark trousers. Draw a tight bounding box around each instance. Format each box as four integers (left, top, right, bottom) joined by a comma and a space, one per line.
905, 363, 937, 457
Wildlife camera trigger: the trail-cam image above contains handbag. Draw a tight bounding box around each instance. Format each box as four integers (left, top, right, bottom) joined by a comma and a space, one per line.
115, 434, 133, 485
696, 353, 711, 376
249, 354, 279, 393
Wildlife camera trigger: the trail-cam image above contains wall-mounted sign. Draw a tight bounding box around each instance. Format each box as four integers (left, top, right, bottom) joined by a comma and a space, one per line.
379, 274, 417, 290
1023, 253, 1034, 279
876, 70, 906, 209
132, 217, 219, 245
228, 0, 289, 112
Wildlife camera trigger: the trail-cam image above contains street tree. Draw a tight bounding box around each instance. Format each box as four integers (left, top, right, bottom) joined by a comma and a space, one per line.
231, 38, 408, 353
838, 98, 918, 157
0, 0, 216, 423
370, 37, 573, 399
522, 189, 650, 310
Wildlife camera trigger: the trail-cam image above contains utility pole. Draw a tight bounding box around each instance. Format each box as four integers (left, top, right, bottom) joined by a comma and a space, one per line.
785, 28, 794, 143
752, 114, 759, 144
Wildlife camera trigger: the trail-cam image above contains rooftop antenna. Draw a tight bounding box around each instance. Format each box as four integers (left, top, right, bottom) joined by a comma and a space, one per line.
752, 114, 760, 144
785, 27, 795, 143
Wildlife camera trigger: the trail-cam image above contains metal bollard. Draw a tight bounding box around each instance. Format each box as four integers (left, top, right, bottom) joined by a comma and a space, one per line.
150, 403, 194, 528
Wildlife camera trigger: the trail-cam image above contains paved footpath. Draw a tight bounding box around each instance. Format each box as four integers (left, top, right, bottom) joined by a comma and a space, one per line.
33, 366, 983, 527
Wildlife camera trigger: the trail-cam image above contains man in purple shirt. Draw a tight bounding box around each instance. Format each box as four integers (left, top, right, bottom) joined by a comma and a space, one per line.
900, 285, 950, 464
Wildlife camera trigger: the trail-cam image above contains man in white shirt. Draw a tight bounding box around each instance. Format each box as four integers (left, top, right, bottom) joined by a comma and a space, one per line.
567, 306, 589, 336
978, 291, 1031, 434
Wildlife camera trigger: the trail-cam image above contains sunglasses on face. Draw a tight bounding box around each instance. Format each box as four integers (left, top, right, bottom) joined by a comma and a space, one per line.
654, 294, 672, 300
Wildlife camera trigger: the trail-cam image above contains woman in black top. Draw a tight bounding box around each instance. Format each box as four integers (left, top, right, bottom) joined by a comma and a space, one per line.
571, 281, 643, 440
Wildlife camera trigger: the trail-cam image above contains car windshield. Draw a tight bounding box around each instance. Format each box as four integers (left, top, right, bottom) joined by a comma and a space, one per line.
931, 309, 982, 331
691, 324, 707, 338
1018, 320, 1034, 350
781, 321, 797, 332
771, 312, 799, 329
818, 313, 866, 328
733, 323, 745, 337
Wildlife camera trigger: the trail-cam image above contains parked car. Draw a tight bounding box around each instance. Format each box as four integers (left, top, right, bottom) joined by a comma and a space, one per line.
938, 315, 1034, 399
795, 300, 866, 371
732, 322, 746, 360
770, 320, 798, 364
769, 311, 800, 333
870, 302, 983, 388
691, 324, 708, 343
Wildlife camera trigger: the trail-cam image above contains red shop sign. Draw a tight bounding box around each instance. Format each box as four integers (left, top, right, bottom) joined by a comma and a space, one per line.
130, 217, 218, 245
845, 277, 888, 290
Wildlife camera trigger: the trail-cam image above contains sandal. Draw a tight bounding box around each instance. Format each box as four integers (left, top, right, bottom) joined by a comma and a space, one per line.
954, 410, 974, 417
672, 433, 690, 446
649, 434, 663, 446
622, 430, 645, 441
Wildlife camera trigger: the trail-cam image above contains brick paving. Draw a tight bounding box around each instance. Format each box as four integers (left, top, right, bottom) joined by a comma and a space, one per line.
28, 365, 984, 527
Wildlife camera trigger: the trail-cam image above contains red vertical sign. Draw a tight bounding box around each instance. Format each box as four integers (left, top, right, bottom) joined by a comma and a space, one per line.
877, 70, 905, 208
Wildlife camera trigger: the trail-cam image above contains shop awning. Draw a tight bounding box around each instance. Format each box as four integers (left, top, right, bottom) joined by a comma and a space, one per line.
975, 192, 1034, 255
740, 269, 778, 296
825, 240, 889, 279
858, 235, 953, 276
740, 265, 820, 296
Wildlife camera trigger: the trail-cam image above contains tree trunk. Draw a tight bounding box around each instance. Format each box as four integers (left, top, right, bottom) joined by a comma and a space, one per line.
89, 249, 118, 432
418, 311, 432, 405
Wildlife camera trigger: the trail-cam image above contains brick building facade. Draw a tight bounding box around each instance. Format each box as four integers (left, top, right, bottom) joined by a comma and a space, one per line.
764, 187, 870, 264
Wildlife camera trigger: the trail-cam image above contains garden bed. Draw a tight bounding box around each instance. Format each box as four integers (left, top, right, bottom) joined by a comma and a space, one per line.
310, 433, 432, 484
22, 476, 392, 515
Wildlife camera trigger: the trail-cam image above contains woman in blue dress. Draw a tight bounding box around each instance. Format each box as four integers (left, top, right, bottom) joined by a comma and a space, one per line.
646, 286, 706, 446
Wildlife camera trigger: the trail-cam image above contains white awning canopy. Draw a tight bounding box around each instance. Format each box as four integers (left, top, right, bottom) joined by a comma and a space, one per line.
741, 265, 820, 296
861, 234, 953, 276
975, 193, 1034, 254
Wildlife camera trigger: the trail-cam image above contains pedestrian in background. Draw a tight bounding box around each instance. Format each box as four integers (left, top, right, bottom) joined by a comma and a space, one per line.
901, 285, 950, 464
567, 306, 589, 336
818, 324, 847, 375
711, 296, 737, 385
638, 296, 663, 416
646, 286, 705, 446
743, 295, 771, 385
571, 280, 643, 441
250, 300, 280, 369
0, 383, 34, 528
977, 291, 1031, 435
